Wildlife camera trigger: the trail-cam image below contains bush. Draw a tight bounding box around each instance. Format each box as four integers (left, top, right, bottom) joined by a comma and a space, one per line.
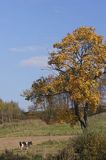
46, 132, 106, 160
46, 148, 76, 160
40, 106, 78, 125
73, 131, 106, 160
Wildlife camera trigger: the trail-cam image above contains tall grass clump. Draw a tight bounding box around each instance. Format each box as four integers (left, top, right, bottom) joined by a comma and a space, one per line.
0, 150, 43, 160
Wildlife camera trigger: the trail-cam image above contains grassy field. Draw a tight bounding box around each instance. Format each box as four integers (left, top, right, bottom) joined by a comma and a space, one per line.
0, 140, 69, 160
0, 112, 105, 159
12, 139, 69, 158
0, 119, 82, 137
0, 112, 106, 138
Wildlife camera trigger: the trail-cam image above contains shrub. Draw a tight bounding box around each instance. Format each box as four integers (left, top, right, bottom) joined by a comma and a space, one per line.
73, 131, 106, 160
40, 106, 78, 125
46, 132, 106, 160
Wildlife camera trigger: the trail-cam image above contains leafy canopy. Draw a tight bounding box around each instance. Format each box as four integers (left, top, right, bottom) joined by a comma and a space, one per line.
47, 27, 106, 109
23, 27, 106, 124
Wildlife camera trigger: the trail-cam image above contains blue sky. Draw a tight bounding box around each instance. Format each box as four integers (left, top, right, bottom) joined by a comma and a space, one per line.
0, 0, 106, 110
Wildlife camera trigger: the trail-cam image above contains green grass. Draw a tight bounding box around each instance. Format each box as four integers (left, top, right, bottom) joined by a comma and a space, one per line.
88, 112, 106, 134
0, 112, 105, 137
0, 119, 81, 137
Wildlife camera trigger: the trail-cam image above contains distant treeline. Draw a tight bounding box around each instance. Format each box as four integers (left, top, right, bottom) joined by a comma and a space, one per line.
0, 99, 23, 123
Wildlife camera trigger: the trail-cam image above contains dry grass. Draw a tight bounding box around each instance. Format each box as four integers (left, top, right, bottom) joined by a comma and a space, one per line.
0, 135, 71, 151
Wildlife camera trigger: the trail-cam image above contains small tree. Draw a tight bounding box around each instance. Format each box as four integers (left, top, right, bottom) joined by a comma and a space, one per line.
23, 27, 106, 128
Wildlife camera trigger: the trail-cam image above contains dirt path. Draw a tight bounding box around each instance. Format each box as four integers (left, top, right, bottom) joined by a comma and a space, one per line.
0, 136, 71, 151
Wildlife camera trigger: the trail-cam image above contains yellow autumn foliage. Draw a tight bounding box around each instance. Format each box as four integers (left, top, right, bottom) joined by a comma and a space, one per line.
48, 26, 106, 111
23, 27, 106, 127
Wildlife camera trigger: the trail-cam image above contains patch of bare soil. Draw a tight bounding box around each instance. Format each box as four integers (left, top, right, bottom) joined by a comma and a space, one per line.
0, 136, 71, 151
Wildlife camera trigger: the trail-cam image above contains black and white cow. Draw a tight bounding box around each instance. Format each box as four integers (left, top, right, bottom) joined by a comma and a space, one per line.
19, 141, 32, 150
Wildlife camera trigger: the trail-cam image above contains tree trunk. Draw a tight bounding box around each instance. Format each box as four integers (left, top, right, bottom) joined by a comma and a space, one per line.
83, 103, 88, 127
74, 101, 87, 128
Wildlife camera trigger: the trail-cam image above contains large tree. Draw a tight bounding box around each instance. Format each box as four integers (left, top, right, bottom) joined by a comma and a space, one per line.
23, 27, 106, 128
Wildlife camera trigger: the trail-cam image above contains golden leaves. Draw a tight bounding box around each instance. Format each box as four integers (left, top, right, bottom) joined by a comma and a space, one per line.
24, 26, 106, 115
48, 26, 106, 110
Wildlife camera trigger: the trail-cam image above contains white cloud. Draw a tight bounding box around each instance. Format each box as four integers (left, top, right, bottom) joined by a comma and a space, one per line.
20, 56, 48, 68
8, 45, 48, 53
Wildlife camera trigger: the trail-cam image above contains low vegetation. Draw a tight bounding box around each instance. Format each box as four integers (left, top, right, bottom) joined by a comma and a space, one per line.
0, 131, 106, 160
0, 112, 105, 160
46, 132, 106, 160
0, 140, 68, 160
